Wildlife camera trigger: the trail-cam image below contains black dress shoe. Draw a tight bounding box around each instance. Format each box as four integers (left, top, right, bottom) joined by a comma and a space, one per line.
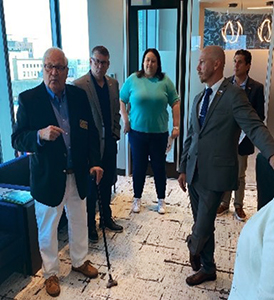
189, 253, 201, 271
89, 227, 99, 243
186, 269, 216, 286
100, 218, 123, 232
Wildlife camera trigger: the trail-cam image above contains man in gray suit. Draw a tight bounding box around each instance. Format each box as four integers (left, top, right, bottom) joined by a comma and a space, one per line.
217, 49, 265, 221
178, 45, 274, 286
74, 46, 122, 242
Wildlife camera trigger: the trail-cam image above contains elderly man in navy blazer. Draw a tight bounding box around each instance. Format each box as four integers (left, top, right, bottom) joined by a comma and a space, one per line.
217, 49, 265, 221
178, 45, 274, 286
12, 47, 103, 297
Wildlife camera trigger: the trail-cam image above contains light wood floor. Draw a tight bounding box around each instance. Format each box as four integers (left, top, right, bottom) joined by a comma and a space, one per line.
0, 153, 258, 300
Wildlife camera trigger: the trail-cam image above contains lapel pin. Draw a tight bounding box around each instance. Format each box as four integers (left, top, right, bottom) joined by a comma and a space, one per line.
216, 90, 223, 96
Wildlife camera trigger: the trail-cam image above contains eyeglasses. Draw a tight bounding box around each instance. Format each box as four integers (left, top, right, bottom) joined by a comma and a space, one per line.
91, 57, 109, 67
44, 64, 67, 72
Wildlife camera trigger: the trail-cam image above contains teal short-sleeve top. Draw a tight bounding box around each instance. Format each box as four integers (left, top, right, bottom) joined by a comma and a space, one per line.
120, 73, 179, 133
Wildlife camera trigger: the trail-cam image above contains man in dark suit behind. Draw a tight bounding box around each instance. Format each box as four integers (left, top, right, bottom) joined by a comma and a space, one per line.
217, 49, 265, 221
73, 45, 123, 243
178, 45, 274, 286
12, 47, 103, 297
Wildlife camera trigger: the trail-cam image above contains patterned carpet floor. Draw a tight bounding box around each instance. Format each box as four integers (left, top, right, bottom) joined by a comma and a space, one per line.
0, 155, 258, 300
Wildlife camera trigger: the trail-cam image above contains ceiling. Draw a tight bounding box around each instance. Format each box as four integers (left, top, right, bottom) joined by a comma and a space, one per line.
199, 0, 274, 13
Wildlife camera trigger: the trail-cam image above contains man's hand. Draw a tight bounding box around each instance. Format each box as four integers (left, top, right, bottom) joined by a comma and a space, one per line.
270, 155, 274, 169
39, 125, 64, 141
90, 166, 104, 184
178, 173, 187, 192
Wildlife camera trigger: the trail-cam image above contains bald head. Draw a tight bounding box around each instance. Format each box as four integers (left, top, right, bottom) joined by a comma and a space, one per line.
197, 45, 225, 86
203, 46, 225, 68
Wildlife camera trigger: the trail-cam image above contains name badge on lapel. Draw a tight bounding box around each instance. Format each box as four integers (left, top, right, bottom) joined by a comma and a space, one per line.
80, 119, 88, 130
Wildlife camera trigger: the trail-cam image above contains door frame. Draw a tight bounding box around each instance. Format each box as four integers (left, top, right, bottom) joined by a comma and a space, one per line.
124, 0, 188, 178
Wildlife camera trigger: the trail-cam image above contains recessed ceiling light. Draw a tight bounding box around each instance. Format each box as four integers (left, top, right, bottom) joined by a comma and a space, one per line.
229, 3, 238, 8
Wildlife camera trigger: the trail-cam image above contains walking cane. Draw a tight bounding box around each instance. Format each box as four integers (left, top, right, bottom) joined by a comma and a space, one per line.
91, 174, 118, 288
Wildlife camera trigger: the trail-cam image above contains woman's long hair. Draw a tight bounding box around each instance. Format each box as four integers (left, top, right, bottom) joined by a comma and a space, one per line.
136, 48, 164, 80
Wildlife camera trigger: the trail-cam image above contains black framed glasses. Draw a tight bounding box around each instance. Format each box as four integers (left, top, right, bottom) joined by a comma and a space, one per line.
91, 57, 109, 67
44, 64, 67, 72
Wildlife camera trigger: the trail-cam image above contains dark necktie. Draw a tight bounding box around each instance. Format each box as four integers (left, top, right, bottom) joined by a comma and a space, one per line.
199, 87, 213, 127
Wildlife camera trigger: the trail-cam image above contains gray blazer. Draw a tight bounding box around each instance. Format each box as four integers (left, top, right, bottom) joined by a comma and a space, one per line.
228, 76, 265, 156
73, 72, 121, 156
179, 78, 274, 192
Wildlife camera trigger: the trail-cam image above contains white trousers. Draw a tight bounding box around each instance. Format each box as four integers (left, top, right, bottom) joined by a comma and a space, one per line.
34, 174, 88, 279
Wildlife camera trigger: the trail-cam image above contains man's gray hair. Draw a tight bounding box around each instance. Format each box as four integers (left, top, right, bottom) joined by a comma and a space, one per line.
42, 47, 68, 65
91, 46, 110, 58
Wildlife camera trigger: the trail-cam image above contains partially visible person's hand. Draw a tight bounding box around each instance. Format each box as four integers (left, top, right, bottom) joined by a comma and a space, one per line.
124, 120, 131, 134
178, 173, 187, 192
90, 166, 104, 184
39, 125, 64, 141
171, 127, 180, 139
269, 155, 274, 170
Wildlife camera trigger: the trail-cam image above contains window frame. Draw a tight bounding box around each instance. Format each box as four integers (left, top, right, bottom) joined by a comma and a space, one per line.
0, 0, 62, 162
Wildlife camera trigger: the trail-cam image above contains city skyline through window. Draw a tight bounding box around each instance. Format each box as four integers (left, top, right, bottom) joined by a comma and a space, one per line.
3, 0, 52, 115
59, 0, 89, 83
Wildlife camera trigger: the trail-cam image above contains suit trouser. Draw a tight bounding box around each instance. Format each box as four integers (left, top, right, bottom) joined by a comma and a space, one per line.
87, 138, 117, 228
128, 129, 168, 199
188, 171, 223, 274
34, 174, 88, 279
221, 154, 248, 208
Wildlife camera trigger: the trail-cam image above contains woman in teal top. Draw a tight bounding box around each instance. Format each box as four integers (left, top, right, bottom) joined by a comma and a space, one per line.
120, 48, 180, 214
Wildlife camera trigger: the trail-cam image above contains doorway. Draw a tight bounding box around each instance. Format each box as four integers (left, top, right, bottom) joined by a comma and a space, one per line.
126, 0, 186, 178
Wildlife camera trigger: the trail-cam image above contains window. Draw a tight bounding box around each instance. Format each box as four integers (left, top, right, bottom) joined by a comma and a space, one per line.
3, 0, 52, 115
59, 0, 89, 83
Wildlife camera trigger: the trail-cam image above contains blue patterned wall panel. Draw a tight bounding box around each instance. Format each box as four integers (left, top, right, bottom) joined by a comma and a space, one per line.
204, 10, 271, 49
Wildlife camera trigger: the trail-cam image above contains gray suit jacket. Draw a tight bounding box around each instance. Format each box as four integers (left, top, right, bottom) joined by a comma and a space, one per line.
179, 78, 274, 192
228, 76, 265, 156
73, 72, 121, 156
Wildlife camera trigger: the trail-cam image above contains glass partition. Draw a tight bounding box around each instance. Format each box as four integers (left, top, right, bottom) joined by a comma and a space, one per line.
59, 0, 89, 83
138, 8, 178, 162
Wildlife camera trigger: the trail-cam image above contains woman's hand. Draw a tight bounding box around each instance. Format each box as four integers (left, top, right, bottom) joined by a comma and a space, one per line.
124, 120, 131, 134
120, 100, 131, 134
171, 127, 180, 139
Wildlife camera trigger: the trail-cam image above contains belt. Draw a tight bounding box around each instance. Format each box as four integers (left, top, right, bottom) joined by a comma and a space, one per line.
65, 169, 74, 174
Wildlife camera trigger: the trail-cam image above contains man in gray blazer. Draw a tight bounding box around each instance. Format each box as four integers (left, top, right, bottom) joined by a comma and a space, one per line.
217, 49, 265, 221
178, 45, 274, 286
74, 46, 122, 242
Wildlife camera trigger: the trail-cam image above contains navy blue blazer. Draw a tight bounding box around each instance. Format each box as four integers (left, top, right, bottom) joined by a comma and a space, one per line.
12, 82, 101, 206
